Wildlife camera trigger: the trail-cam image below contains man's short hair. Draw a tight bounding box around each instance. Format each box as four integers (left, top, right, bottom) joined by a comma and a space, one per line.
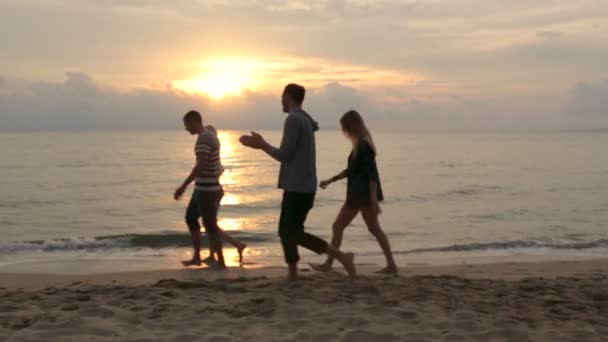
283, 83, 306, 105
183, 110, 202, 124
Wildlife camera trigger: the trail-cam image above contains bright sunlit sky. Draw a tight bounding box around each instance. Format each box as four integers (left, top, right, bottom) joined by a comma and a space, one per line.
1, 0, 607, 131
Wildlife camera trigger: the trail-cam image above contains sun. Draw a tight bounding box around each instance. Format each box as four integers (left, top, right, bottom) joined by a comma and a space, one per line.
173, 71, 245, 99
172, 59, 257, 99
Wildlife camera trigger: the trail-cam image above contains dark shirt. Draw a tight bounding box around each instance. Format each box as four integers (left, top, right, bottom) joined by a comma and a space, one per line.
345, 141, 384, 209
269, 109, 319, 194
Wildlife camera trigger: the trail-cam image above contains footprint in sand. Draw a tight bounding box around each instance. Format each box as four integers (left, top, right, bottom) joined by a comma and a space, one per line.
60, 304, 79, 311
340, 330, 397, 342
442, 333, 468, 342
397, 310, 418, 320
199, 335, 231, 342
82, 306, 116, 319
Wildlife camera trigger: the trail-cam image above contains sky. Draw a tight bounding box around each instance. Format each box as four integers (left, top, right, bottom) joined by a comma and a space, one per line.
1, 0, 607, 131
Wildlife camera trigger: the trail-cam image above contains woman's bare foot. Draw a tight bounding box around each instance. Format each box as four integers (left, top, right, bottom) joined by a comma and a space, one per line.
376, 265, 398, 274
237, 244, 247, 263
339, 253, 356, 277
181, 258, 202, 267
309, 262, 332, 272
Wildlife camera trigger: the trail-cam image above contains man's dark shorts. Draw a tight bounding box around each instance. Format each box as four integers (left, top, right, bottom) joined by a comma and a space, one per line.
185, 189, 224, 235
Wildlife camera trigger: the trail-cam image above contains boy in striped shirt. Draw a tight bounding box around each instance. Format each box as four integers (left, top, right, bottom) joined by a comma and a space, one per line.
174, 110, 229, 268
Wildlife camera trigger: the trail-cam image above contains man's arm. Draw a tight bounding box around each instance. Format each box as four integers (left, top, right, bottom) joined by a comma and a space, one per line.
181, 161, 204, 188
174, 160, 205, 200
174, 145, 208, 200
257, 115, 300, 162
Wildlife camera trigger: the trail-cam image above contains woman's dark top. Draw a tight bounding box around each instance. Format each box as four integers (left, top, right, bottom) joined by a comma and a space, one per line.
345, 141, 384, 209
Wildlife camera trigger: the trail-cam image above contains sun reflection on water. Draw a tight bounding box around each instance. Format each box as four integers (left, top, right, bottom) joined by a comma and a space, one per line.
218, 130, 241, 187
179, 248, 243, 268
217, 217, 244, 231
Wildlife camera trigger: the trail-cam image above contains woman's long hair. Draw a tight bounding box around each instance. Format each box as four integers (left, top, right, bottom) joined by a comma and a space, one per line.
340, 110, 377, 155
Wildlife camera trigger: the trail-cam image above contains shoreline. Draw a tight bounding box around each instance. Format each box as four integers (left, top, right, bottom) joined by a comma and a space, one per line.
2, 257, 608, 290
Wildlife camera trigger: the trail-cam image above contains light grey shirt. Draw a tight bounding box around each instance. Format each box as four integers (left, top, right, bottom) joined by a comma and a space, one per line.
269, 109, 319, 194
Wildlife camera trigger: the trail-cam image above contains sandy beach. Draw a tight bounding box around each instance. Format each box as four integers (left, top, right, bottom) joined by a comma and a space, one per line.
2, 259, 608, 342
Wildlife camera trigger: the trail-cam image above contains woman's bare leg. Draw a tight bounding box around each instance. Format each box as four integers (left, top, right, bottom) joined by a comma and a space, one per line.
361, 207, 398, 274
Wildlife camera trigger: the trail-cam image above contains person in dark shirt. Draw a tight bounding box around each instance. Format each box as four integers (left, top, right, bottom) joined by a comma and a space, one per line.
240, 83, 356, 281
311, 110, 397, 274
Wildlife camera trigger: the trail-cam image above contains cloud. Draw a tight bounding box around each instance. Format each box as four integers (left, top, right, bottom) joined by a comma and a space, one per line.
2, 72, 608, 132
0, 73, 204, 131
0, 73, 372, 131
569, 80, 608, 117
2, 0, 607, 88
536, 31, 565, 40
307, 82, 370, 127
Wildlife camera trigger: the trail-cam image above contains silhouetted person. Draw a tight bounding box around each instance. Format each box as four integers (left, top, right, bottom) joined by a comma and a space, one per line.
311, 110, 397, 274
240, 84, 356, 281
174, 111, 245, 269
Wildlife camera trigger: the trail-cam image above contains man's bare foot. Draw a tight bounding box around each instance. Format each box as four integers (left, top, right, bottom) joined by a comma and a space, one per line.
341, 253, 356, 277
287, 263, 298, 281
237, 244, 247, 263
309, 263, 332, 272
201, 256, 216, 265
376, 266, 398, 275
181, 259, 202, 267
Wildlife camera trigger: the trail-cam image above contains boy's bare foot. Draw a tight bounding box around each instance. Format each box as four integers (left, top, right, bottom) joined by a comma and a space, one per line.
309, 262, 332, 272
181, 258, 202, 267
237, 244, 247, 263
376, 266, 398, 275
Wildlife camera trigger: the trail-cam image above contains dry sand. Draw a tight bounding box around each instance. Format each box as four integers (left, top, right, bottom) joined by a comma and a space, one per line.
2, 259, 608, 341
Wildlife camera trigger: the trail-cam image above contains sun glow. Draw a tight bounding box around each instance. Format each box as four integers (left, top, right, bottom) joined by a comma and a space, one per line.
174, 72, 245, 99
172, 59, 259, 99
171, 57, 423, 101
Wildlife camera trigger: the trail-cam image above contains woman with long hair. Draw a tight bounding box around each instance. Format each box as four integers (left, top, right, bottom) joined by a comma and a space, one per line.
311, 110, 397, 274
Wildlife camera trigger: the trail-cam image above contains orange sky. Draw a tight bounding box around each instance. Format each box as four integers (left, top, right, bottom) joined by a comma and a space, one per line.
1, 1, 607, 130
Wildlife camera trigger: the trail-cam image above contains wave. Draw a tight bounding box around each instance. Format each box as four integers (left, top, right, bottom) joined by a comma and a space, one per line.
383, 185, 505, 205
0, 199, 67, 209
4, 233, 608, 258
394, 239, 608, 255
443, 185, 503, 197
221, 203, 280, 212
0, 231, 275, 254
221, 199, 345, 212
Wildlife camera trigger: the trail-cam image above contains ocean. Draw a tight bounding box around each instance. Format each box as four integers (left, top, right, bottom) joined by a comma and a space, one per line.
1, 130, 607, 274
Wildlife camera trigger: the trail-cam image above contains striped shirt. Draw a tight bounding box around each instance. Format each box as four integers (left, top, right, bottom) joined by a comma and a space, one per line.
194, 129, 222, 191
